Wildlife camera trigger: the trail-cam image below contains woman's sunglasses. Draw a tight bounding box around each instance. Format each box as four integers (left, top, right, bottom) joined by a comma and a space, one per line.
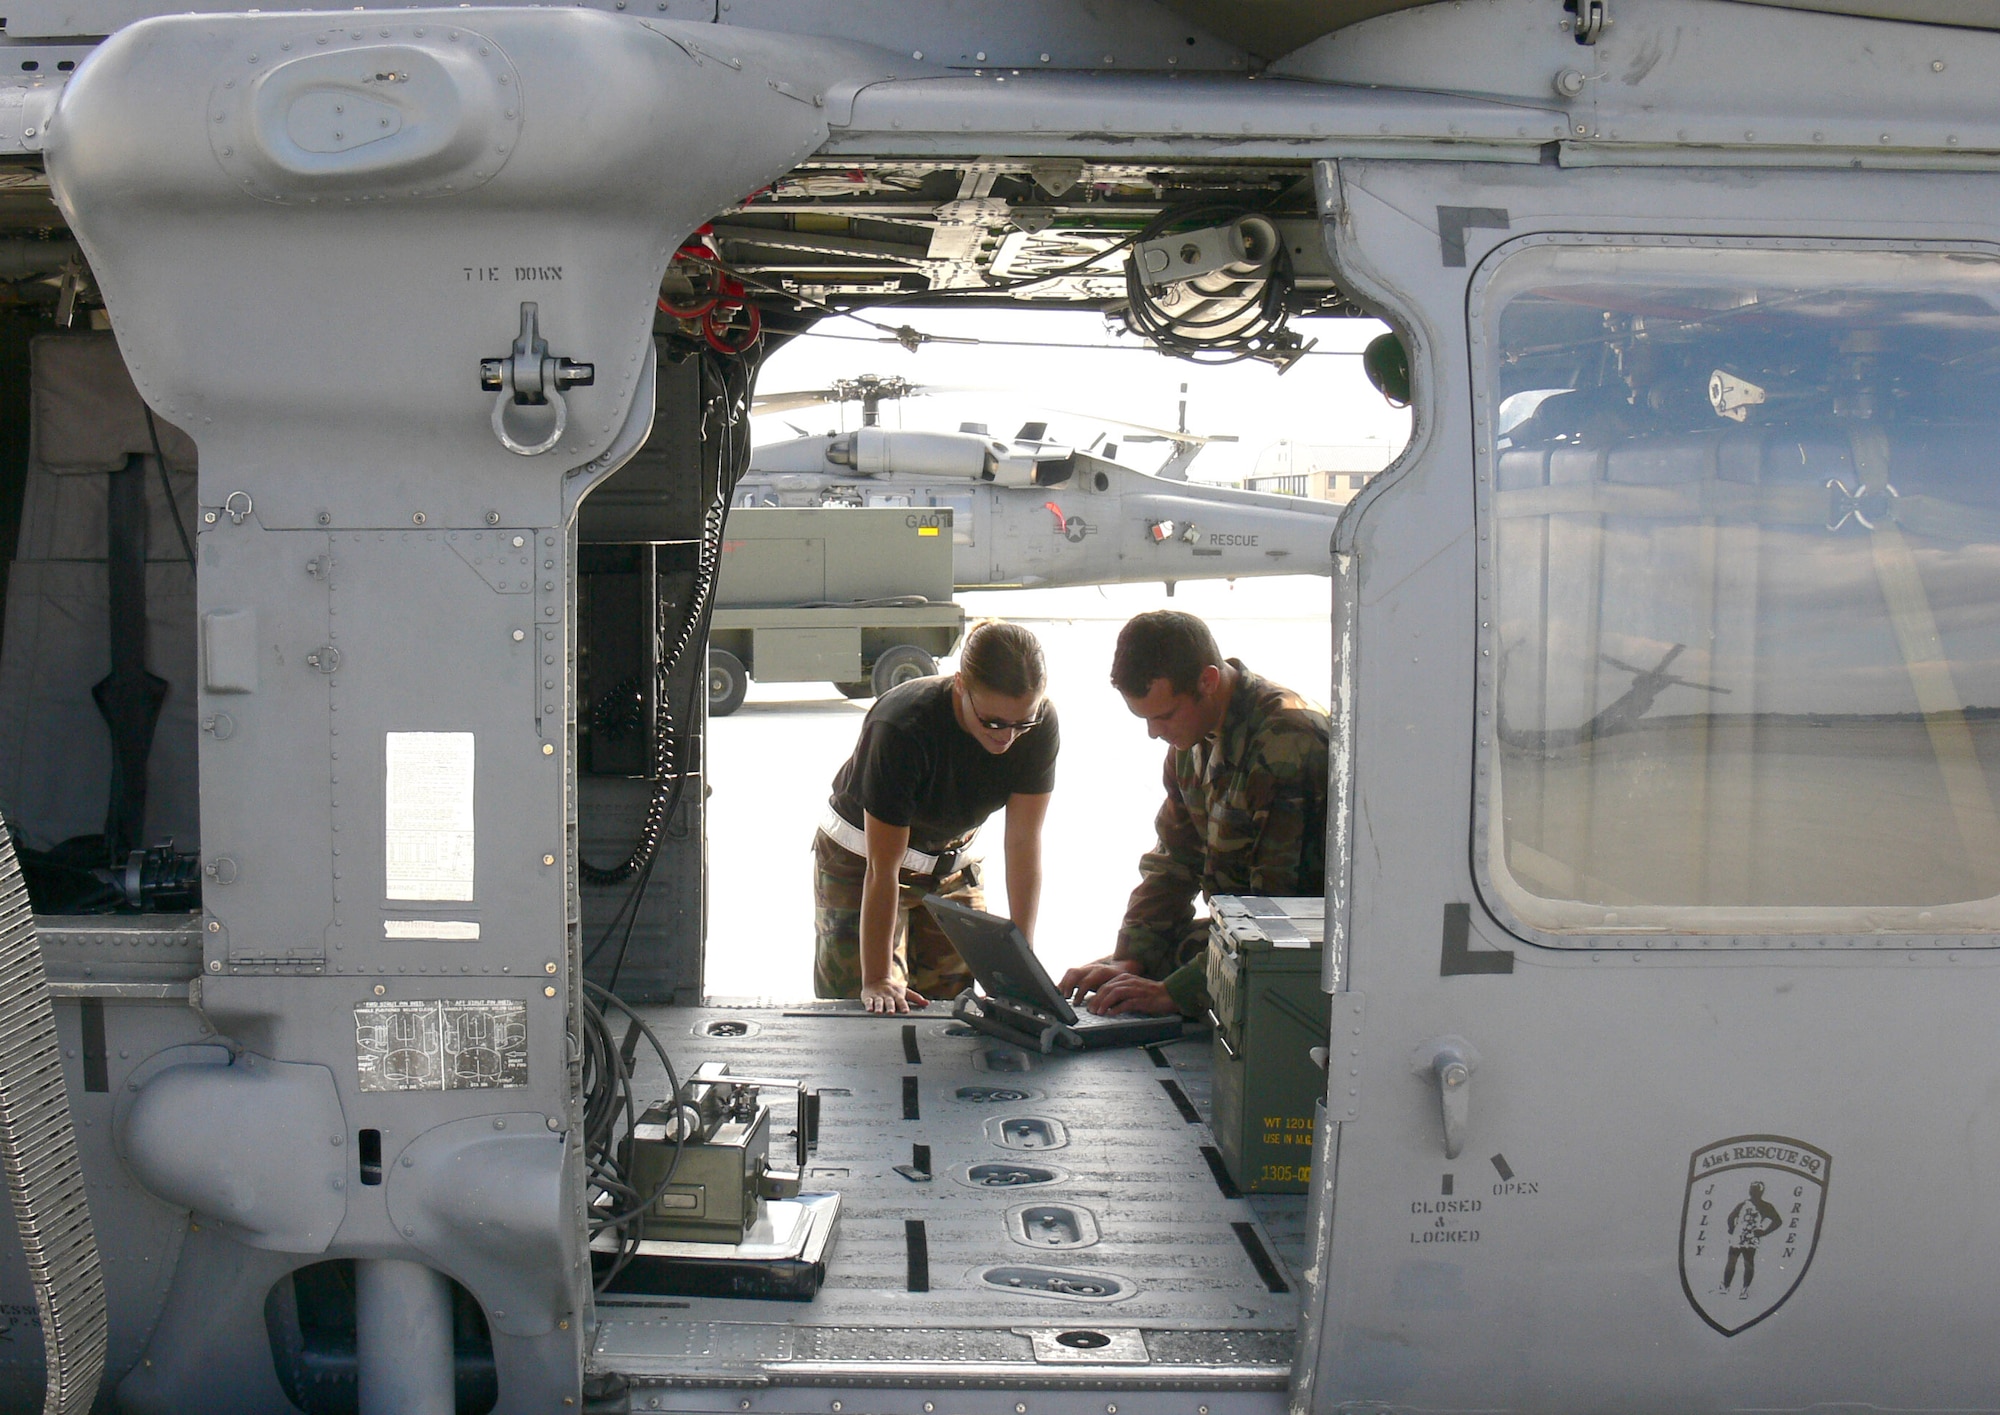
966, 689, 1045, 734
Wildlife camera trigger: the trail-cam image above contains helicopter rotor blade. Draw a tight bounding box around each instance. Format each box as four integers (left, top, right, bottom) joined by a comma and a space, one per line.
1044, 408, 1239, 444
751, 380, 994, 416
750, 388, 841, 414
898, 383, 995, 400
1660, 676, 1732, 695
1601, 645, 1693, 679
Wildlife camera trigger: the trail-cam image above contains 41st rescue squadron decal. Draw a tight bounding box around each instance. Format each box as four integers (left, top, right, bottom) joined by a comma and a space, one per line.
1679, 1135, 1830, 1336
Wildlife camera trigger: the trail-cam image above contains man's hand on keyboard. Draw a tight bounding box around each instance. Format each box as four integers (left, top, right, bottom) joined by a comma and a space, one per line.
1059, 957, 1139, 1004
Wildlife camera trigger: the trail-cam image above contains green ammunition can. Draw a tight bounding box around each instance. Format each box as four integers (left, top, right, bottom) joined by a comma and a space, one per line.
1205, 896, 1328, 1194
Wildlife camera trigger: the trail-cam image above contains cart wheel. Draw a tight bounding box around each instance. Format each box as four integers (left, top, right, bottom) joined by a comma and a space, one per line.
834, 682, 873, 700
870, 645, 936, 698
708, 650, 748, 718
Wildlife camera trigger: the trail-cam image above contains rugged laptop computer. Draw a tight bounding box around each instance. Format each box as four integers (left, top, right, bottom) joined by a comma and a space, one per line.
922, 896, 1185, 1052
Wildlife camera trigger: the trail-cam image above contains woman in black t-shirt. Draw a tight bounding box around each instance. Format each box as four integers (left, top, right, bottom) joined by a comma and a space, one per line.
814, 621, 1058, 1013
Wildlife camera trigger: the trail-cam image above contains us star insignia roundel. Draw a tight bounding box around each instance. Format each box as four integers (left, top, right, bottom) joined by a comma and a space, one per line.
1679, 1135, 1830, 1336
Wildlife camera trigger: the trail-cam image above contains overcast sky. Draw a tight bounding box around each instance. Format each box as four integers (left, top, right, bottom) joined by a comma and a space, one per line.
749, 307, 1411, 484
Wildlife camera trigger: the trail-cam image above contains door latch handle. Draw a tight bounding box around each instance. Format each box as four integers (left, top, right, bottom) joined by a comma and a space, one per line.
1410, 1036, 1480, 1160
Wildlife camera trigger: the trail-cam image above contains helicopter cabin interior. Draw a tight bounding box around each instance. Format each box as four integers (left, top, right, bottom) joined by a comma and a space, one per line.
0, 147, 1348, 1410
5, 0, 2000, 1410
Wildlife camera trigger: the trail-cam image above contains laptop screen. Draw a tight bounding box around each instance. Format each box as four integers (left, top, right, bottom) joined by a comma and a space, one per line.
920, 896, 1078, 1025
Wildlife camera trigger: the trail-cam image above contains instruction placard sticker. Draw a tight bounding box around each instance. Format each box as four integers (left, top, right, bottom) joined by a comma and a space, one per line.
383, 920, 481, 941
385, 731, 475, 901
355, 999, 528, 1091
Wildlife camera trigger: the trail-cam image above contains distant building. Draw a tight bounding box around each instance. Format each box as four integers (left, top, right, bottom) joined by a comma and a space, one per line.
1244, 439, 1399, 504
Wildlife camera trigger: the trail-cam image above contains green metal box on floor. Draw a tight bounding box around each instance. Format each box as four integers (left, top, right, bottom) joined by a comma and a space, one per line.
1205, 896, 1328, 1195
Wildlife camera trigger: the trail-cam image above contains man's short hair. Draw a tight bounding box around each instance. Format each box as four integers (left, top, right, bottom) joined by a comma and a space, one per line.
1111, 610, 1223, 698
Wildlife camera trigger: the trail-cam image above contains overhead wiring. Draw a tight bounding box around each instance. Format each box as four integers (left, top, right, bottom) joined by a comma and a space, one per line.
677, 204, 1354, 365
677, 224, 1149, 335
825, 222, 1151, 313
784, 326, 1367, 357
1116, 203, 1307, 367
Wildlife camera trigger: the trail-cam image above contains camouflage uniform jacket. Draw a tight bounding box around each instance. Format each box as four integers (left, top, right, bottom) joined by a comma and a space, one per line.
1117, 660, 1330, 1013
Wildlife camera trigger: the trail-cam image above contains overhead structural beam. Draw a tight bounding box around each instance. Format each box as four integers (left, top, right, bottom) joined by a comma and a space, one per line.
709, 223, 933, 266
1148, 0, 1441, 59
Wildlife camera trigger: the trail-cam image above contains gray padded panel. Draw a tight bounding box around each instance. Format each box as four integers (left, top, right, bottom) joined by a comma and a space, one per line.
29, 334, 196, 478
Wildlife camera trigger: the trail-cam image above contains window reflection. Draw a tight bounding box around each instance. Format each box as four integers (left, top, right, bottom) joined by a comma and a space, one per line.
1481, 245, 2000, 934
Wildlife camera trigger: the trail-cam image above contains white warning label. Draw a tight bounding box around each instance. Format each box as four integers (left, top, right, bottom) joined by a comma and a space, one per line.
385, 731, 475, 901
354, 999, 529, 1091
383, 920, 481, 940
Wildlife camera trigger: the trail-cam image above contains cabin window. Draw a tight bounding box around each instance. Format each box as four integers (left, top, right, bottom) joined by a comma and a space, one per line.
1474, 240, 2000, 941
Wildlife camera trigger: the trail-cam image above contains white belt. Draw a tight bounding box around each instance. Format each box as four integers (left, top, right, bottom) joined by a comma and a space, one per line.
820, 810, 977, 879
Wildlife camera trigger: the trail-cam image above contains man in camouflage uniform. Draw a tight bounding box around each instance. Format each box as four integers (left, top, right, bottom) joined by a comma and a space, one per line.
1060, 610, 1328, 1017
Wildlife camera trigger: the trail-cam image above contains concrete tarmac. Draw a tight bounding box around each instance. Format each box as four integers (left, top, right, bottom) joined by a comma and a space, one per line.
703, 574, 1333, 1001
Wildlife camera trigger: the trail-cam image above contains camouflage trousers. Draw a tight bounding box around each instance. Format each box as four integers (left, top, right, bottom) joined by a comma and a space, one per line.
812, 830, 982, 1000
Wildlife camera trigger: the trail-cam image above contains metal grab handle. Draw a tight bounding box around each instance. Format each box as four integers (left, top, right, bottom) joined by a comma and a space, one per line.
1410, 1036, 1481, 1160
1435, 1055, 1471, 1159
1205, 1009, 1238, 1060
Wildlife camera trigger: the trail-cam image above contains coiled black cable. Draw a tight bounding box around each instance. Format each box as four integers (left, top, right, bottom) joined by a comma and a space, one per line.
1117, 202, 1302, 367
580, 347, 760, 902
581, 981, 687, 1296
574, 347, 762, 1292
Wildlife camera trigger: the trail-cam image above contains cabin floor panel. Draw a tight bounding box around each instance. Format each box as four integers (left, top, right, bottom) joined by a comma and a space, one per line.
591, 1006, 1305, 1387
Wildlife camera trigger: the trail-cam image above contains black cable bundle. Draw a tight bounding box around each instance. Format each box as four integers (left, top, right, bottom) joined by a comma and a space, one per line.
580, 981, 687, 1296
1118, 203, 1304, 368
581, 345, 762, 991
572, 343, 762, 1289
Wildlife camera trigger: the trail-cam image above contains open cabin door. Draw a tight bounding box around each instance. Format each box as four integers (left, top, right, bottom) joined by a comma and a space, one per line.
1299, 158, 2000, 1412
